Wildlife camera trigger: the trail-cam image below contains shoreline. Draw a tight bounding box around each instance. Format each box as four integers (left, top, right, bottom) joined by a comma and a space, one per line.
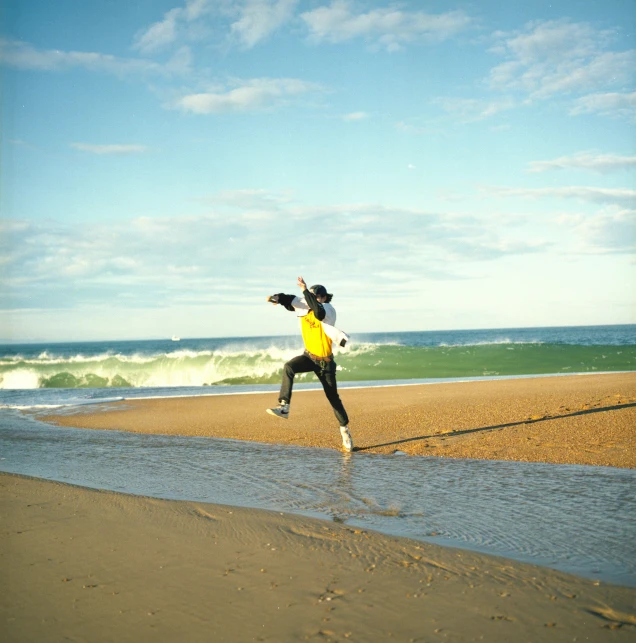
12, 369, 635, 406
2, 471, 635, 642
38, 372, 636, 468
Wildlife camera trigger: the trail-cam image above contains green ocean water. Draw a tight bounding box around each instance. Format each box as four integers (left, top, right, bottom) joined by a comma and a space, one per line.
2, 343, 629, 389
1, 326, 634, 390
219, 343, 636, 385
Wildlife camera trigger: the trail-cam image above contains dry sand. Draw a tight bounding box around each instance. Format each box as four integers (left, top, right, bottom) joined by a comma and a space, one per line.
2, 472, 635, 642
41, 373, 636, 468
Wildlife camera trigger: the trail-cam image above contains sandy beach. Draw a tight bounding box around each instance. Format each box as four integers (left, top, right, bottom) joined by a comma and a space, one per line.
2, 472, 635, 642
41, 373, 636, 468
4, 373, 636, 641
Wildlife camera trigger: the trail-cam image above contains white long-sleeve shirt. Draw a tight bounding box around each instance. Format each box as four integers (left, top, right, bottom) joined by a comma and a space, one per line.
291, 296, 349, 349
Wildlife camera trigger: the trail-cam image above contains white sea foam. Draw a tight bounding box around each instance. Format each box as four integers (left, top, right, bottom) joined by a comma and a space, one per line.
0, 404, 64, 409
0, 369, 41, 390
438, 339, 544, 347
0, 343, 382, 390
0, 340, 382, 368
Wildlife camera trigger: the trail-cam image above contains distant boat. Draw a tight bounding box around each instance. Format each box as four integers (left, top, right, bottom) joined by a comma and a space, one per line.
171, 335, 180, 342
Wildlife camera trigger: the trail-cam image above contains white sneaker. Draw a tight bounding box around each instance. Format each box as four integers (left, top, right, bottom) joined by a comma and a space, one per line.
266, 403, 289, 419
340, 426, 353, 452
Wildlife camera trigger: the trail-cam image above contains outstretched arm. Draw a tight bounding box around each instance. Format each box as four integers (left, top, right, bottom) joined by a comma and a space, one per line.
298, 275, 326, 321
266, 293, 296, 311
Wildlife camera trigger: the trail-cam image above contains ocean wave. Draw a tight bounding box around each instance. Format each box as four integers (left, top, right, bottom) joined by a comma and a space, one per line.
0, 339, 573, 368
438, 339, 544, 347
0, 345, 309, 389
0, 342, 633, 390
0, 342, 377, 367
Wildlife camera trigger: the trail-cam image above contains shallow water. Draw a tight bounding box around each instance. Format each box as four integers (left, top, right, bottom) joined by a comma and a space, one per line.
1, 410, 634, 587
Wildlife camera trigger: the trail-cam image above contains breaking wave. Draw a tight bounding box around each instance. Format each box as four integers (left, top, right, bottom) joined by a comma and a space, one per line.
0, 342, 633, 389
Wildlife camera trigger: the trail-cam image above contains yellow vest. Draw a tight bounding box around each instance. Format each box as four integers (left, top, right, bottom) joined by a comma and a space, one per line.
300, 310, 333, 357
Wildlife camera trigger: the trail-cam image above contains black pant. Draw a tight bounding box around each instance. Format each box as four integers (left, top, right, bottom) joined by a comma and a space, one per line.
279, 353, 349, 427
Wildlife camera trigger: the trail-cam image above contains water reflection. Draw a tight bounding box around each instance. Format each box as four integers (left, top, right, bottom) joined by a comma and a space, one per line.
1, 410, 634, 586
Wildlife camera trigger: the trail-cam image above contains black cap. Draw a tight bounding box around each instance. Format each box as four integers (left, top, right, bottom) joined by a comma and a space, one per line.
310, 284, 328, 297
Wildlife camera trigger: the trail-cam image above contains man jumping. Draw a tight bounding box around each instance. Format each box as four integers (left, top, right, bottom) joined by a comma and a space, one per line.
266, 276, 353, 452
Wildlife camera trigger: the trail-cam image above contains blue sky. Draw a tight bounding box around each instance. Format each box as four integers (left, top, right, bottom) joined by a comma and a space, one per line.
1, 0, 634, 342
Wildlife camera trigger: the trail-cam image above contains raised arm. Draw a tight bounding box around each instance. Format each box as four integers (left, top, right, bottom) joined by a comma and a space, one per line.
298, 276, 326, 321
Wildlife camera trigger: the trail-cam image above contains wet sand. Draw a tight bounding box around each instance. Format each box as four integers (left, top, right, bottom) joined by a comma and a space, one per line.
41, 373, 636, 468
2, 472, 635, 642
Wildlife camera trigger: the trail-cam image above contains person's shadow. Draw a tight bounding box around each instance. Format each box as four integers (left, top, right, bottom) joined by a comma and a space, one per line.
354, 401, 636, 452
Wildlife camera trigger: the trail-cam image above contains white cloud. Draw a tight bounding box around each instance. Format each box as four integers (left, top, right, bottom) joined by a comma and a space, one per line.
134, 8, 181, 53
0, 38, 190, 76
394, 119, 434, 135
133, 0, 213, 53
230, 0, 299, 48
533, 50, 635, 99
341, 111, 368, 121
202, 188, 293, 210
70, 143, 150, 155
570, 91, 636, 119
300, 1, 472, 51
12, 192, 636, 339
430, 19, 635, 125
133, 0, 297, 52
433, 97, 516, 123
571, 207, 636, 254
528, 152, 636, 174
9, 139, 39, 151
175, 77, 324, 114
184, 0, 211, 20
489, 20, 635, 101
482, 185, 636, 207
1, 193, 557, 315
490, 20, 608, 64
